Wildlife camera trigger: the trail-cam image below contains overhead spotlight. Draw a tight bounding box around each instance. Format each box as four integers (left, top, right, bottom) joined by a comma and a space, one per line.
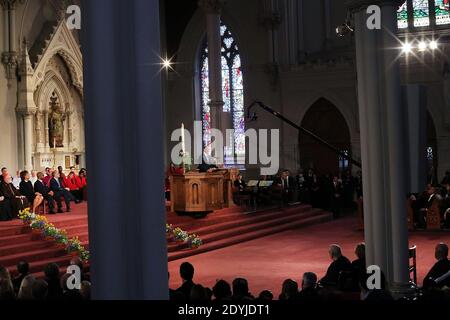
418, 41, 427, 52
402, 42, 412, 54
162, 58, 172, 69
429, 40, 438, 50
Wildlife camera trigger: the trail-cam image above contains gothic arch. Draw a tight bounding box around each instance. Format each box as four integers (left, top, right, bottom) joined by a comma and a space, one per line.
35, 70, 72, 113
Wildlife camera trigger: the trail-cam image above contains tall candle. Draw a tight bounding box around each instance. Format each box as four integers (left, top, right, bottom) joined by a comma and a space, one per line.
181, 123, 185, 155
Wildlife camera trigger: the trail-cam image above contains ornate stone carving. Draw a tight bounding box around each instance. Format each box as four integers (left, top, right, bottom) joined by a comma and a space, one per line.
1, 51, 18, 82
198, 0, 225, 14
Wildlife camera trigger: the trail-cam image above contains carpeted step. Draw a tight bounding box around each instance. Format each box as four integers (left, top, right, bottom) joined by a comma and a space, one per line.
168, 208, 325, 252
168, 211, 332, 261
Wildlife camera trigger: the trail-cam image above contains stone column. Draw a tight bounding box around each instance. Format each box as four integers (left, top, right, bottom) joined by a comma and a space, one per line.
198, 0, 228, 150
44, 111, 49, 151
82, 0, 168, 299
23, 113, 34, 170
349, 0, 412, 296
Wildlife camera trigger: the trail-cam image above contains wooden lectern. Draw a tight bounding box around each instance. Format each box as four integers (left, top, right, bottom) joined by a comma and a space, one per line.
170, 169, 239, 213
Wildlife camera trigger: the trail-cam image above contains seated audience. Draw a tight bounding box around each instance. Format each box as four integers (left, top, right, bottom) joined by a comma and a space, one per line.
297, 272, 320, 301
12, 170, 21, 189
279, 279, 299, 300
232, 278, 254, 301
212, 280, 232, 301
257, 290, 274, 301
351, 242, 366, 288
80, 281, 91, 300
65, 172, 83, 201
190, 284, 210, 301
42, 167, 52, 187
423, 242, 450, 290
13, 261, 30, 294
44, 263, 63, 300
49, 171, 78, 213
176, 262, 195, 300
319, 244, 352, 287
234, 174, 247, 193
0, 266, 15, 300
17, 274, 36, 300
1, 173, 29, 218
34, 172, 56, 214
30, 170, 38, 186
70, 256, 90, 282
19, 170, 44, 214
31, 279, 48, 301
0, 187, 11, 221
0, 167, 8, 182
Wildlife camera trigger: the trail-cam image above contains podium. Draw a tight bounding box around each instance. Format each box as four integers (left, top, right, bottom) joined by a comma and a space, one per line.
170, 169, 239, 213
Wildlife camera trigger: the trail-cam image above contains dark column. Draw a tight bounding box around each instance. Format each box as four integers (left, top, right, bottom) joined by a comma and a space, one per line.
82, 0, 168, 299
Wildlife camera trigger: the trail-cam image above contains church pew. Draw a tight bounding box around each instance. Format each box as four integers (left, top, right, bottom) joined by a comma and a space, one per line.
426, 198, 442, 231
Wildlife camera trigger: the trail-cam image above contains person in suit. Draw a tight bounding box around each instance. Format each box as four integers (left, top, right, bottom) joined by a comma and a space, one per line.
0, 185, 12, 221
19, 170, 44, 214
277, 170, 295, 205
330, 176, 343, 219
297, 272, 320, 301
49, 171, 76, 213
176, 262, 195, 300
42, 167, 53, 187
0, 167, 8, 183
423, 243, 450, 289
350, 242, 366, 291
0, 173, 29, 218
34, 172, 56, 214
319, 244, 352, 287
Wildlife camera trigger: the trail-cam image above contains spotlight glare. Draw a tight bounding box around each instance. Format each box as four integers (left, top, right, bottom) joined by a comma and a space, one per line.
429, 40, 438, 50
402, 42, 412, 54
418, 41, 427, 51
162, 58, 172, 69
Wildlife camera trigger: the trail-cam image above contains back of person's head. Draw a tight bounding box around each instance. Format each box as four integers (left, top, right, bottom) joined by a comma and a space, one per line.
80, 281, 91, 300
0, 266, 11, 282
302, 272, 318, 289
44, 263, 60, 280
179, 262, 194, 281
0, 278, 15, 300
32, 280, 48, 300
232, 278, 249, 297
435, 243, 449, 260
190, 284, 209, 301
329, 244, 342, 260
70, 256, 84, 270
281, 279, 298, 299
18, 274, 36, 300
355, 243, 366, 260
258, 290, 274, 301
17, 261, 29, 276
213, 280, 232, 300
60, 273, 71, 292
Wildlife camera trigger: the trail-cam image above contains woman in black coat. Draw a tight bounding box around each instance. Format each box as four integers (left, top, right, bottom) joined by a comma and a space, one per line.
19, 171, 43, 214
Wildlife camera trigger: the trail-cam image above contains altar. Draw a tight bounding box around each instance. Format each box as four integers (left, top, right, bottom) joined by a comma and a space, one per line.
169, 169, 239, 213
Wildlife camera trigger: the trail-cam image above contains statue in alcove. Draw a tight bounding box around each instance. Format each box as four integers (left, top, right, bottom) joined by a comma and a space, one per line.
48, 92, 66, 148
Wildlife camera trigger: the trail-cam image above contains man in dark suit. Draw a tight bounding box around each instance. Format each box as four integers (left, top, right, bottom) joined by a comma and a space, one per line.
0, 174, 28, 218
277, 170, 295, 205
49, 171, 76, 213
297, 272, 320, 301
330, 176, 343, 219
423, 243, 450, 289
319, 244, 352, 287
34, 172, 56, 214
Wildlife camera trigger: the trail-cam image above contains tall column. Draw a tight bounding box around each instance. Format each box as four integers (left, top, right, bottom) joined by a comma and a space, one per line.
23, 114, 34, 170
82, 0, 168, 299
349, 0, 412, 296
198, 0, 227, 147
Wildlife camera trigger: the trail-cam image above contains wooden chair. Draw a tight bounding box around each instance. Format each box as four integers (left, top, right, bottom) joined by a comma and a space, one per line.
232, 187, 252, 208
426, 198, 441, 230
409, 245, 417, 285
407, 198, 415, 231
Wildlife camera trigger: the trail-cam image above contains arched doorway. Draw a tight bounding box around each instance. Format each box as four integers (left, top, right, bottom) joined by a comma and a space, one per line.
299, 98, 351, 176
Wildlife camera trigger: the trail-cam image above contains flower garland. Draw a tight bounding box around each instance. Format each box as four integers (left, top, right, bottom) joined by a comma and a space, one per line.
18, 209, 90, 262
166, 224, 203, 249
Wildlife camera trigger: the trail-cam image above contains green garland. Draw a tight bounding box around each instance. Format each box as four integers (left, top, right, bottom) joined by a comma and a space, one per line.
166, 224, 203, 249
18, 209, 90, 262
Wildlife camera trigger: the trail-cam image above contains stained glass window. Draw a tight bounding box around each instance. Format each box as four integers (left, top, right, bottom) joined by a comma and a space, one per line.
435, 0, 450, 25
398, 2, 409, 28
200, 22, 245, 165
413, 0, 430, 26
339, 150, 350, 171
